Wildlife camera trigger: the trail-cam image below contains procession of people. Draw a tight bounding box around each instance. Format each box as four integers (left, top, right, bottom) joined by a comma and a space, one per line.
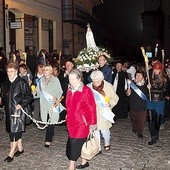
0, 25, 170, 169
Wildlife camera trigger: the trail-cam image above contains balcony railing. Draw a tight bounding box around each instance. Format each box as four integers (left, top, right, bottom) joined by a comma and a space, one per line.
63, 5, 100, 27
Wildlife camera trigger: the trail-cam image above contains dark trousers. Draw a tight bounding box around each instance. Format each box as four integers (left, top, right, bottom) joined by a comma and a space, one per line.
165, 100, 170, 121
148, 110, 162, 138
45, 125, 55, 142
130, 110, 147, 134
112, 98, 129, 119
33, 98, 41, 121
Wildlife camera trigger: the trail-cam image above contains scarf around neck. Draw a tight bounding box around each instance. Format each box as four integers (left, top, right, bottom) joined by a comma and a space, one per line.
92, 80, 105, 96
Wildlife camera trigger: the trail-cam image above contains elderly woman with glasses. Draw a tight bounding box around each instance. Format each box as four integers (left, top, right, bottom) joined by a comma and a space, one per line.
88, 70, 119, 153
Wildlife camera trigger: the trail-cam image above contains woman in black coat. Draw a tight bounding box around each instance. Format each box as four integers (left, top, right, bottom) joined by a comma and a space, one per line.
1, 63, 33, 162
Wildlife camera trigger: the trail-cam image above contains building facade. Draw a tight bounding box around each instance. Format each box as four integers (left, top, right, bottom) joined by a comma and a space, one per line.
4, 0, 62, 56
62, 0, 101, 57
0, 0, 101, 59
0, 0, 5, 48
142, 0, 170, 59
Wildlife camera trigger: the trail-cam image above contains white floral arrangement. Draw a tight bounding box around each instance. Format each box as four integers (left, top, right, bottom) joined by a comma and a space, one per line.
74, 47, 112, 71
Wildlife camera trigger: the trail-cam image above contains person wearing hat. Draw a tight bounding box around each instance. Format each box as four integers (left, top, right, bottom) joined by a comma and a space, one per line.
147, 62, 168, 145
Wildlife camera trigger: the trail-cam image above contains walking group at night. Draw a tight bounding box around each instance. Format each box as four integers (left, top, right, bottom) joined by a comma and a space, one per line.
0, 44, 170, 170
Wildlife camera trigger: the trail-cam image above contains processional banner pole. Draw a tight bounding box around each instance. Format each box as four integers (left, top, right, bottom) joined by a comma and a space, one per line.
141, 47, 151, 100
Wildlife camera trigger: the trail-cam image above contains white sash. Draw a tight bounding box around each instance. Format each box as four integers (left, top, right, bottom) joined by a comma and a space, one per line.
88, 83, 115, 123
41, 91, 65, 114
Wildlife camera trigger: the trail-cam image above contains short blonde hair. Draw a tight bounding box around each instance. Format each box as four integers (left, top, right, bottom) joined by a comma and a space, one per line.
90, 70, 104, 81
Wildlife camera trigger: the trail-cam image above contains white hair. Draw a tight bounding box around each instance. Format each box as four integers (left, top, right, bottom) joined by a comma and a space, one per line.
90, 70, 104, 81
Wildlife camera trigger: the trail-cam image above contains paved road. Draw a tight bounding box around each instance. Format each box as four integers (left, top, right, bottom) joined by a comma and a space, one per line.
0, 117, 170, 170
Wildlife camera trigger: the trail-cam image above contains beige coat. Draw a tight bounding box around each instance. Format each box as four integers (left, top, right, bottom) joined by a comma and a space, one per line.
88, 80, 119, 130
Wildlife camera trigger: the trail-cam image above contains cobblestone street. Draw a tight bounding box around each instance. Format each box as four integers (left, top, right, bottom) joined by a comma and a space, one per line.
0, 118, 170, 170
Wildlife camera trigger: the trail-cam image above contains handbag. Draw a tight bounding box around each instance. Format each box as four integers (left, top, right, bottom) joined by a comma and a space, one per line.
81, 132, 99, 160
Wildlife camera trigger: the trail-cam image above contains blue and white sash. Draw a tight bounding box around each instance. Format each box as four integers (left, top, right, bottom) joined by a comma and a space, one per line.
129, 81, 148, 101
38, 80, 65, 114
88, 83, 115, 123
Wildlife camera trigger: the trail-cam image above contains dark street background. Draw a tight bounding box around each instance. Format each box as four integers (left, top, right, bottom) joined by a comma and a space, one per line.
93, 0, 146, 61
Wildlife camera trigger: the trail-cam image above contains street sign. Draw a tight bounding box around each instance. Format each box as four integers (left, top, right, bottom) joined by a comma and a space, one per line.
10, 21, 22, 29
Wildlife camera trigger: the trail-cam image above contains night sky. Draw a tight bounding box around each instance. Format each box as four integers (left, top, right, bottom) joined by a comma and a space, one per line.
94, 0, 145, 61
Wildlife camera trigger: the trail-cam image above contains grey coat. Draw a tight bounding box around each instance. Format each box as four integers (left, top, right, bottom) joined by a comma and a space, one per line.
35, 75, 63, 123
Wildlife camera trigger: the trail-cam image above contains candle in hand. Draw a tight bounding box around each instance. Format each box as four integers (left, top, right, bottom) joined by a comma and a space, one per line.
13, 54, 16, 62
104, 96, 110, 103
31, 85, 36, 92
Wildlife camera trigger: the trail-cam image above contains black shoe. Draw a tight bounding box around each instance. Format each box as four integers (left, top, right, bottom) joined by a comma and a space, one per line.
156, 132, 159, 140
98, 150, 102, 154
44, 142, 51, 148
44, 144, 50, 148
4, 156, 13, 162
76, 162, 89, 169
148, 136, 157, 145
14, 150, 24, 157
156, 135, 159, 140
138, 133, 143, 138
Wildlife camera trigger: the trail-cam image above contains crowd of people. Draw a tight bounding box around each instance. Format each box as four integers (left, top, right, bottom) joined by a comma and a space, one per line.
0, 48, 170, 169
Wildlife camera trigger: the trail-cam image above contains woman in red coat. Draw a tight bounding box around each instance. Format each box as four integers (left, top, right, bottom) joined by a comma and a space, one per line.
66, 68, 97, 170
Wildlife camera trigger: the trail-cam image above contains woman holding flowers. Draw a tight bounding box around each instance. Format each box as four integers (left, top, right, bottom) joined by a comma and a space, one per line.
88, 70, 119, 152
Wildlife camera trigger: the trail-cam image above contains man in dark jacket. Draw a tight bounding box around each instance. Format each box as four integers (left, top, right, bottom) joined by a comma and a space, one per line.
98, 55, 112, 83
112, 61, 129, 119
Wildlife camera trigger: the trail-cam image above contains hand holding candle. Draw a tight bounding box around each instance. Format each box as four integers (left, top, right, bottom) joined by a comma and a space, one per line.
13, 54, 16, 62
104, 96, 110, 103
31, 85, 36, 92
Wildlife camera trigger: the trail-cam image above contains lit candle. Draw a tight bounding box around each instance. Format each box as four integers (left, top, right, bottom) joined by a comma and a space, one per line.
104, 96, 110, 103
162, 49, 165, 69
31, 85, 36, 92
59, 51, 62, 57
155, 44, 158, 58
162, 49, 165, 58
13, 54, 16, 62
22, 52, 27, 64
